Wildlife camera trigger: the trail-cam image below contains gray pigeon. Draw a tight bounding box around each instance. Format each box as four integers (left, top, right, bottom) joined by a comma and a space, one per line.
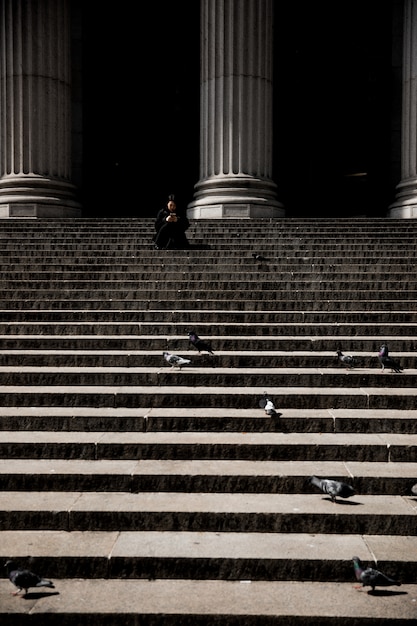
308, 475, 355, 503
5, 560, 55, 596
378, 344, 403, 373
337, 350, 356, 369
352, 556, 401, 592
163, 351, 191, 369
411, 483, 417, 495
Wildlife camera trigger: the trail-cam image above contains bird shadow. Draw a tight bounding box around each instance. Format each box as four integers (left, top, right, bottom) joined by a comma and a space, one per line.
23, 591, 60, 600
322, 497, 362, 506
367, 589, 407, 597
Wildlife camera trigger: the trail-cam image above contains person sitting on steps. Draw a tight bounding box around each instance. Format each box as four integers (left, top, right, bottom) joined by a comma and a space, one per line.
154, 194, 190, 249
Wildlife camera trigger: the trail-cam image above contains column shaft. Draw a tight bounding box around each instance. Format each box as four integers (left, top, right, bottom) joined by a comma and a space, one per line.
188, 0, 284, 218
0, 0, 80, 217
389, 0, 417, 217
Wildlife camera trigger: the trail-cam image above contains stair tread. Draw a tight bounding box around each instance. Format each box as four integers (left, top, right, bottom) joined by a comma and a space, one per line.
0, 366, 412, 373
0, 384, 416, 395
1, 579, 416, 622
0, 530, 415, 562
0, 406, 415, 418
0, 364, 417, 372
0, 490, 415, 516
2, 321, 417, 327
1, 430, 416, 444
1, 458, 416, 477
0, 350, 413, 356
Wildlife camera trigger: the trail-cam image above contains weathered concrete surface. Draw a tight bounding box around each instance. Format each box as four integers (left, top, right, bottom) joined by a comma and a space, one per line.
2, 218, 417, 624
1, 579, 416, 623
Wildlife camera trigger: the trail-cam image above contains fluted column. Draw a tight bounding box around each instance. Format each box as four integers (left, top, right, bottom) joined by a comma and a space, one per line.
389, 0, 417, 217
0, 0, 81, 217
187, 0, 284, 218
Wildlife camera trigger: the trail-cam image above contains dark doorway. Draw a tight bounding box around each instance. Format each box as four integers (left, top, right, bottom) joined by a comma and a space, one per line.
273, 1, 395, 217
80, 2, 200, 217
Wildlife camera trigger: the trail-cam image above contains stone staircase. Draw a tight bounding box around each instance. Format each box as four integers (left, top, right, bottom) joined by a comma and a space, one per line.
0, 217, 416, 624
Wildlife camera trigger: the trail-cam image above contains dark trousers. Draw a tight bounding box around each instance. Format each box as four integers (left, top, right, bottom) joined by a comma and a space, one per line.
154, 223, 190, 249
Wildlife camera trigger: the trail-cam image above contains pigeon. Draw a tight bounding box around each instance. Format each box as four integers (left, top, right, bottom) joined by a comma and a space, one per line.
264, 398, 277, 416
352, 556, 401, 592
411, 483, 417, 496
259, 392, 279, 416
337, 350, 356, 369
5, 560, 55, 596
163, 351, 191, 369
308, 475, 355, 503
187, 330, 214, 354
252, 253, 267, 262
378, 344, 403, 373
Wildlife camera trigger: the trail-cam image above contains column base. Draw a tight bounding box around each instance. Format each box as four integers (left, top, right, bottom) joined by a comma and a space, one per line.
187, 176, 285, 219
0, 203, 82, 218
387, 177, 417, 218
0, 175, 82, 218
387, 201, 417, 218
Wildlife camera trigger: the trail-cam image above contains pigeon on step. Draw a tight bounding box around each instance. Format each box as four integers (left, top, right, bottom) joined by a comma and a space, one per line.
411, 483, 417, 496
352, 556, 401, 592
378, 344, 403, 373
5, 560, 55, 596
259, 392, 279, 416
163, 351, 191, 369
187, 330, 214, 355
308, 475, 355, 503
252, 253, 267, 262
337, 350, 356, 369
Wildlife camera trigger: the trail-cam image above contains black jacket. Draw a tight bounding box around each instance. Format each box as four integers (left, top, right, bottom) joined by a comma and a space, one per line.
155, 208, 190, 233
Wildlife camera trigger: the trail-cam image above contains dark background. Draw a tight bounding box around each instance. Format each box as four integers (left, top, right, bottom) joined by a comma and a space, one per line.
274, 2, 395, 217
79, 2, 396, 218
80, 2, 200, 217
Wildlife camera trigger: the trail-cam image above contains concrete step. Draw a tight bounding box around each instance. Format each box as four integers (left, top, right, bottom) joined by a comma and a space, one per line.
0, 366, 414, 388
2, 226, 417, 237
6, 246, 417, 257
3, 299, 417, 311
0, 407, 415, 434
0, 384, 416, 408
9, 235, 367, 245
0, 335, 415, 351
1, 230, 416, 239
0, 431, 416, 462
5, 577, 416, 624
2, 263, 417, 273
0, 215, 412, 222
1, 223, 416, 232
1, 321, 416, 335
0, 530, 416, 582
3, 270, 417, 283
2, 308, 417, 322
2, 254, 417, 267
0, 220, 413, 229
2, 281, 417, 295
1, 459, 416, 494
1, 490, 416, 534
0, 277, 414, 292
0, 350, 414, 369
